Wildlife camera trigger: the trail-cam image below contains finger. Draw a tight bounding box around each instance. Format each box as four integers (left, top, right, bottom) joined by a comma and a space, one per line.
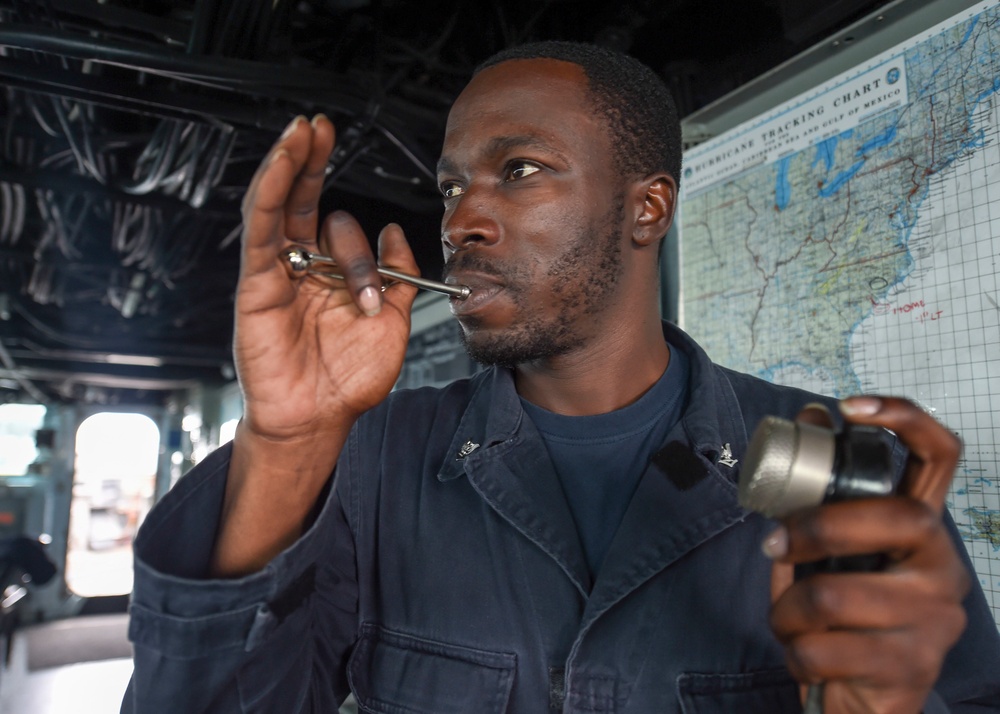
321, 211, 382, 317
770, 559, 795, 606
770, 568, 965, 639
795, 402, 834, 429
839, 396, 961, 510
377, 222, 419, 273
240, 117, 312, 280
239, 149, 297, 292
775, 497, 945, 565
241, 116, 310, 220
376, 223, 420, 310
284, 115, 335, 245
780, 629, 948, 690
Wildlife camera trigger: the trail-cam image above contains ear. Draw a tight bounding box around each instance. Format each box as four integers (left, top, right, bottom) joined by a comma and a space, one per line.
631, 173, 677, 248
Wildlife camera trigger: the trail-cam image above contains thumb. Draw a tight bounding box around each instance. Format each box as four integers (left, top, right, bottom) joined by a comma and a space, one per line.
770, 556, 809, 705
770, 557, 794, 605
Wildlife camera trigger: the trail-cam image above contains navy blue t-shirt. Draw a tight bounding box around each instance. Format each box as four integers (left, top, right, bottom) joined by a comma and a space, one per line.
520, 345, 690, 577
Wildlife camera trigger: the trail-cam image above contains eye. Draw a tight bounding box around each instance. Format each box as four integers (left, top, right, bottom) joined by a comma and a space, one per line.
440, 181, 464, 199
505, 161, 542, 181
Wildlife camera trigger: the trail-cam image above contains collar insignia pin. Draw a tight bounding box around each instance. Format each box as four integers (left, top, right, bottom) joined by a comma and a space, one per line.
718, 443, 738, 468
456, 440, 480, 460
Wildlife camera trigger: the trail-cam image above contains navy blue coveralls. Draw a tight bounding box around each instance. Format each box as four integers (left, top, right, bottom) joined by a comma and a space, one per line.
122, 323, 1000, 713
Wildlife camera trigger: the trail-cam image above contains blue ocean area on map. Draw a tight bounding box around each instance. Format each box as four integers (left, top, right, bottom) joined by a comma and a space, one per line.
775, 156, 792, 209
857, 125, 898, 155
979, 77, 1000, 105
961, 14, 978, 50
778, 121, 899, 207
793, 125, 897, 203
813, 137, 839, 171
962, 131, 986, 152
818, 159, 867, 198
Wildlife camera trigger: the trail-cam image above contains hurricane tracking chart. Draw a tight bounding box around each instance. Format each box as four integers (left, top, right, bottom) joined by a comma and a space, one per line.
679, 1, 1000, 626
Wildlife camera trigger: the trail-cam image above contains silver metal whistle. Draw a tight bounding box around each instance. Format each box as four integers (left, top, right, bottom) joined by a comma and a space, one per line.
282, 247, 471, 300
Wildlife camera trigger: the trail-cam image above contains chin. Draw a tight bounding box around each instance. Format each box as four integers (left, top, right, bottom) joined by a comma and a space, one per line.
458, 323, 516, 368
459, 319, 578, 368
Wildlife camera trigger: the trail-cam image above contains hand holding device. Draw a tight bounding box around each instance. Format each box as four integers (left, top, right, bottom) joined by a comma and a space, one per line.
740, 417, 896, 712
741, 398, 970, 714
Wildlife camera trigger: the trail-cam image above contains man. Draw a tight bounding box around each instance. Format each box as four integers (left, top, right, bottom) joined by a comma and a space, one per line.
122, 42, 1000, 713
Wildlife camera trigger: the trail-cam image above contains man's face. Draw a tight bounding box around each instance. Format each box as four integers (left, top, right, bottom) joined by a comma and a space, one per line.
438, 59, 628, 367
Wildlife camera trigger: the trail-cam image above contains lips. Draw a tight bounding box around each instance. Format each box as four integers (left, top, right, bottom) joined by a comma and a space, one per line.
444, 272, 506, 316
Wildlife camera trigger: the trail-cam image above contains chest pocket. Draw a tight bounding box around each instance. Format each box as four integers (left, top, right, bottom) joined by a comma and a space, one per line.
348, 623, 516, 714
677, 669, 802, 714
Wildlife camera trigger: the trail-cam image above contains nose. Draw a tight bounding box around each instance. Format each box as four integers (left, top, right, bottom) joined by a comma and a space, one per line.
440, 188, 500, 254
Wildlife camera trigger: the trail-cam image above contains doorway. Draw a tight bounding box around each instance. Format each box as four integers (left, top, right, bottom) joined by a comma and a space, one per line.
66, 413, 159, 597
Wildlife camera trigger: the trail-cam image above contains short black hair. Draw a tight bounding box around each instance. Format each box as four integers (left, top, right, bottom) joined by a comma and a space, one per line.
475, 41, 682, 189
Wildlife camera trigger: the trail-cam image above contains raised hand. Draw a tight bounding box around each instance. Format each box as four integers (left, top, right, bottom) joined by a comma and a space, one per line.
213, 115, 420, 576
235, 114, 419, 442
767, 397, 970, 714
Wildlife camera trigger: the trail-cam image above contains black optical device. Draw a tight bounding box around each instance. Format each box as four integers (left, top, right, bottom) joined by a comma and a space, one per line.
739, 416, 895, 517
739, 416, 896, 573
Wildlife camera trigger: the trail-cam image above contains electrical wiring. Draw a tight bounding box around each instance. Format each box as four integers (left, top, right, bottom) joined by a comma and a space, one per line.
112, 203, 158, 275
0, 25, 376, 99
41, 190, 81, 259
162, 215, 212, 280
25, 94, 60, 137
31, 191, 56, 261
122, 120, 183, 195
0, 339, 48, 403
3, 33, 446, 198
49, 94, 104, 182
0, 129, 27, 241
375, 123, 436, 182
37, 146, 72, 169
0, 0, 485, 404
254, 0, 288, 60
116, 119, 235, 209
75, 99, 104, 182
158, 148, 196, 200
378, 12, 468, 81
0, 181, 12, 242
216, 2, 250, 57
216, 221, 241, 252
157, 123, 204, 199
189, 125, 234, 208
9, 182, 24, 244
116, 205, 153, 268
26, 260, 55, 305
186, 0, 219, 55
322, 138, 372, 194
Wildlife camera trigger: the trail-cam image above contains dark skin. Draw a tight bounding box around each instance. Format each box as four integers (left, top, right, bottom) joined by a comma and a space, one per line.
437, 59, 673, 414
215, 58, 971, 713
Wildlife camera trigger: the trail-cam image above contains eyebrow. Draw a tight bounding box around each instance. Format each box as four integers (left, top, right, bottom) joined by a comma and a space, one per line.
436, 134, 570, 177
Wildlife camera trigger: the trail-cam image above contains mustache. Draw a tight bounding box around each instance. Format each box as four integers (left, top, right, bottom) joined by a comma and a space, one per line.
442, 252, 509, 281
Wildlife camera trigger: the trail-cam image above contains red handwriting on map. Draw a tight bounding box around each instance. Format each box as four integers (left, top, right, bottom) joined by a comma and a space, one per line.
893, 299, 925, 314
867, 296, 944, 323
869, 295, 891, 315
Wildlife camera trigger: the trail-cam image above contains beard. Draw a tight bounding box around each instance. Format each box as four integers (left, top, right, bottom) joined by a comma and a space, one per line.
448, 197, 626, 368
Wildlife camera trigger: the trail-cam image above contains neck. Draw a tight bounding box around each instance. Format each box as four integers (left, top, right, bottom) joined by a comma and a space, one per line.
514, 308, 669, 416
